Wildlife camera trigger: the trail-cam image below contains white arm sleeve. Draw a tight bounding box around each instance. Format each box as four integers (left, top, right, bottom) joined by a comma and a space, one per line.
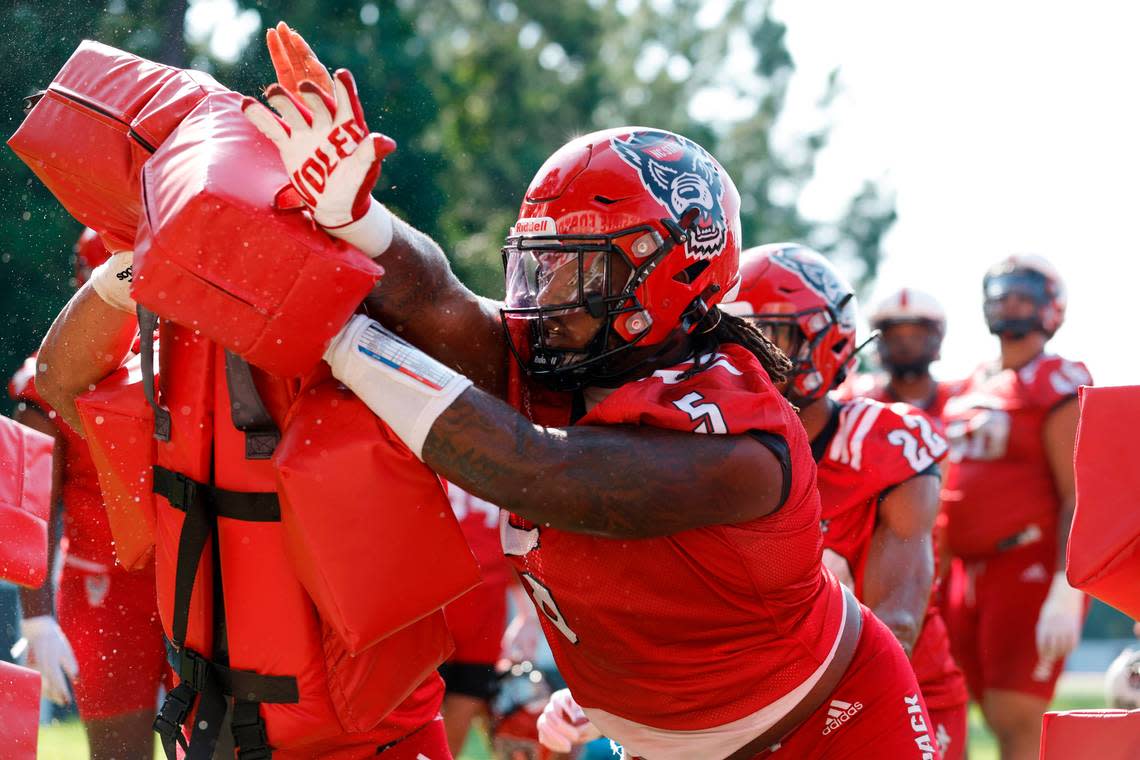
323, 314, 472, 459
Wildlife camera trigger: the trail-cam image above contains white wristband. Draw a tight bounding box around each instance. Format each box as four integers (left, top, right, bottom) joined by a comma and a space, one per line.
323, 314, 472, 459
323, 198, 394, 258
89, 251, 136, 313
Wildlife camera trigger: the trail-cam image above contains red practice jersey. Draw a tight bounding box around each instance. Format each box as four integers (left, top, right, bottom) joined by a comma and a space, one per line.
814, 397, 968, 711
9, 355, 114, 564
941, 353, 1091, 559
503, 343, 847, 732
836, 372, 956, 422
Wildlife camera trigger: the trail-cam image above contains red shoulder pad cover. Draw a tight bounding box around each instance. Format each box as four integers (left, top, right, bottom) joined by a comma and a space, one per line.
0, 660, 40, 759
133, 92, 383, 377
0, 416, 52, 587
7, 40, 226, 252
1067, 385, 1140, 618
1040, 709, 1140, 760
274, 372, 480, 655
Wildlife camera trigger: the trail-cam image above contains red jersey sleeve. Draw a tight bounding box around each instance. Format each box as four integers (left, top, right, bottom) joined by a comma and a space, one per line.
828, 399, 949, 494
1024, 355, 1092, 410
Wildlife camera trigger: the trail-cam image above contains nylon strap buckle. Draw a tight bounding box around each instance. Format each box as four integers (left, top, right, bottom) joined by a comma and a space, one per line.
178, 648, 211, 692
153, 684, 193, 749
166, 471, 199, 511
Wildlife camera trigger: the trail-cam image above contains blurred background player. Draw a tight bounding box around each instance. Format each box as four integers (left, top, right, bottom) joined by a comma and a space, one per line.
842, 287, 953, 418
9, 229, 168, 760
729, 243, 970, 759
940, 254, 1091, 760
441, 484, 540, 755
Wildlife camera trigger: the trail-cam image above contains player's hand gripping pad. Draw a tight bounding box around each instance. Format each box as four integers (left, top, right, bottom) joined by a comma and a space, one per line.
0, 660, 41, 760
1040, 709, 1140, 760
7, 40, 226, 253
273, 368, 481, 654
1067, 385, 1140, 619
0, 416, 52, 588
133, 91, 383, 377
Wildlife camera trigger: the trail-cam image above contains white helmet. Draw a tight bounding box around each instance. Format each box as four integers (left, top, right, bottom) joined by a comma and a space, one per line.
868, 288, 947, 334
1105, 647, 1140, 709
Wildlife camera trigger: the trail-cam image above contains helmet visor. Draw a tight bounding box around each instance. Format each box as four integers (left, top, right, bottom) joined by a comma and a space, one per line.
504, 244, 609, 312
984, 271, 1050, 306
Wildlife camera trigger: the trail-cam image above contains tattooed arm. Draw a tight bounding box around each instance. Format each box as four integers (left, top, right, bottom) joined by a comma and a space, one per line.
362, 216, 509, 398
422, 385, 787, 538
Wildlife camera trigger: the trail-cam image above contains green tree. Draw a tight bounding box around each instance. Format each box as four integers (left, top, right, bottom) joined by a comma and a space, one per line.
1, 0, 895, 381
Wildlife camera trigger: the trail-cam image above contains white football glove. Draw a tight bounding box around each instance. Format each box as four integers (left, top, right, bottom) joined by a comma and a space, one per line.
89, 250, 136, 313
538, 688, 602, 753
1036, 572, 1085, 661
822, 548, 855, 591
242, 69, 397, 256
20, 615, 78, 706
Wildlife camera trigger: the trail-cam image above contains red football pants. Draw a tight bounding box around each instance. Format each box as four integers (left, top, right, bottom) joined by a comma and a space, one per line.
944, 542, 1086, 702
928, 702, 968, 760
760, 607, 939, 759
55, 557, 169, 720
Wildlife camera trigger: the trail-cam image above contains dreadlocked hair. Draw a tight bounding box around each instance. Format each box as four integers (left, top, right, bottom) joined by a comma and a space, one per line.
678, 308, 794, 384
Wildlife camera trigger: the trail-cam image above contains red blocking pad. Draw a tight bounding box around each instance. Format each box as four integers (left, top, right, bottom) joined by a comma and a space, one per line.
1040, 709, 1140, 760
1067, 385, 1140, 619
0, 415, 53, 587
0, 660, 41, 759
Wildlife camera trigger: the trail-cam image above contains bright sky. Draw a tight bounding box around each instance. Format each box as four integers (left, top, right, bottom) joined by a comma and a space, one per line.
772, 0, 1140, 387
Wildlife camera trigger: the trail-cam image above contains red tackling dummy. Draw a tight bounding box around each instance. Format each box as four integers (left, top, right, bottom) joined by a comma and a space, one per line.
10, 40, 382, 377
274, 369, 481, 654
0, 660, 40, 760
1040, 709, 1140, 759
0, 414, 53, 588
7, 40, 226, 253
133, 89, 383, 377
1067, 385, 1140, 620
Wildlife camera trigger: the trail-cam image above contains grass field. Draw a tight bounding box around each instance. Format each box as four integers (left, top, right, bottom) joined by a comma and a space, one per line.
34, 676, 1105, 759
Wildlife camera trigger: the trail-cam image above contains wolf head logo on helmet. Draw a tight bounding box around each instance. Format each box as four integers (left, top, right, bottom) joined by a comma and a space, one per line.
769, 247, 857, 332
610, 132, 728, 261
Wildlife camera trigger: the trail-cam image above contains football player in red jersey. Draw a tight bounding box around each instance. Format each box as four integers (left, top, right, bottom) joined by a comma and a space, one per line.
940, 255, 1090, 760
838, 288, 955, 419
241, 27, 938, 759
10, 229, 168, 760
729, 244, 970, 760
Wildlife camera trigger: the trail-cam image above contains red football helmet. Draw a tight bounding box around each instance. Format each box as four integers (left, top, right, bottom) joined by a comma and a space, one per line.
501, 127, 743, 390
982, 254, 1066, 338
725, 243, 858, 403
73, 227, 111, 286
